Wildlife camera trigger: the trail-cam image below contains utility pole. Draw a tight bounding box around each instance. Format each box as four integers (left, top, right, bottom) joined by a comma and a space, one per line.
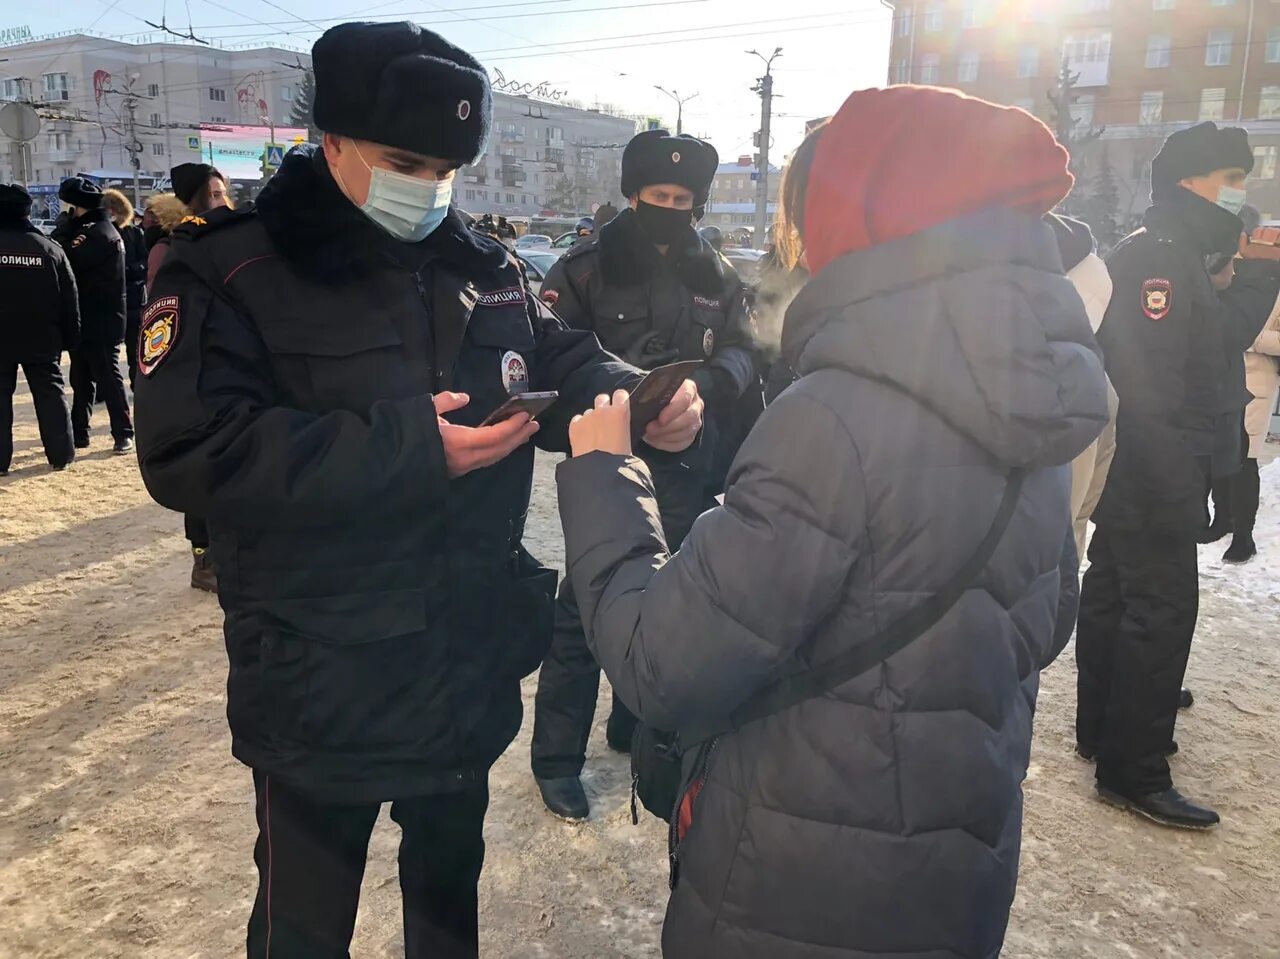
654, 86, 698, 136
123, 73, 142, 209
749, 47, 782, 251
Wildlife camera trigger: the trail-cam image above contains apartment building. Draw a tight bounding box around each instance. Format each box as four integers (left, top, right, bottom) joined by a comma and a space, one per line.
886, 0, 1280, 219
0, 32, 310, 214
701, 156, 781, 231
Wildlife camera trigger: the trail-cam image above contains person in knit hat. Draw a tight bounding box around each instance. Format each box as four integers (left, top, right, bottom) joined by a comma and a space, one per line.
1077, 121, 1280, 831
552, 85, 1106, 959
132, 21, 702, 958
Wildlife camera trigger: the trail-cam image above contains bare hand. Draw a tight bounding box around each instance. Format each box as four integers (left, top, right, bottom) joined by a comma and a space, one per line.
643, 379, 704, 453
569, 390, 633, 458
434, 391, 539, 478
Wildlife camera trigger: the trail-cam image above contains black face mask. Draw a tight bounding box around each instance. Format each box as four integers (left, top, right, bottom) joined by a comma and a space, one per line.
634, 199, 693, 246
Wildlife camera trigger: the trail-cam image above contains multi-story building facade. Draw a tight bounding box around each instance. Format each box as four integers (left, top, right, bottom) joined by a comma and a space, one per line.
701, 156, 781, 232
0, 33, 637, 219
0, 32, 310, 214
886, 0, 1280, 222
459, 94, 638, 218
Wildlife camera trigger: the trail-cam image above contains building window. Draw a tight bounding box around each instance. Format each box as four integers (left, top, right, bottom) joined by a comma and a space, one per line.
42, 73, 69, 101
1268, 27, 1280, 63
1, 78, 22, 100
1016, 45, 1039, 78
148, 83, 159, 97
924, 4, 943, 31
1260, 86, 1280, 120
1146, 35, 1171, 68
958, 51, 980, 83
1205, 29, 1232, 67
148, 112, 160, 127
281, 85, 293, 102
152, 142, 165, 156
209, 87, 227, 102
465, 189, 476, 201
1139, 91, 1164, 125
962, 0, 981, 29
1199, 88, 1227, 122
893, 58, 910, 84
1063, 31, 1111, 65
1253, 146, 1277, 181
919, 53, 941, 84
896, 9, 913, 38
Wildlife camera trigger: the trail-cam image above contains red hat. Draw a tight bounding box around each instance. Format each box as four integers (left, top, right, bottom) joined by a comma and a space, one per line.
802, 86, 1074, 275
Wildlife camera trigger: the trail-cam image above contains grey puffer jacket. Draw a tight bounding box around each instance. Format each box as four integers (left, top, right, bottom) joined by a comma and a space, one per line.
557, 208, 1108, 959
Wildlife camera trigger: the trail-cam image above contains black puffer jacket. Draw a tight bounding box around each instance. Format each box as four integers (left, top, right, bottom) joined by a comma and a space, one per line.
58, 208, 126, 345
558, 208, 1108, 959
0, 212, 81, 357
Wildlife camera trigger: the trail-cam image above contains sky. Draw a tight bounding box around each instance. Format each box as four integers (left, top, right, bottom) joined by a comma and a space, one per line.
11, 0, 892, 162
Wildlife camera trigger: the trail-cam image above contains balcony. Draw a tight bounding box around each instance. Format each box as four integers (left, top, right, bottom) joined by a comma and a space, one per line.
47, 149, 78, 163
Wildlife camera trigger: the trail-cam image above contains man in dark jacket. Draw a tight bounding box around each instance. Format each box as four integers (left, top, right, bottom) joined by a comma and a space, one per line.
133, 22, 702, 959
528, 130, 758, 820
56, 176, 133, 454
103, 188, 150, 390
1077, 122, 1259, 830
0, 183, 80, 474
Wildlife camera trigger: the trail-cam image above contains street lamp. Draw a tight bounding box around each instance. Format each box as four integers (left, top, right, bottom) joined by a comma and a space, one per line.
654, 85, 698, 136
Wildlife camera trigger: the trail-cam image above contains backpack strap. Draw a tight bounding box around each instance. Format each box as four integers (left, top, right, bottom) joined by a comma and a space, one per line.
681, 469, 1025, 747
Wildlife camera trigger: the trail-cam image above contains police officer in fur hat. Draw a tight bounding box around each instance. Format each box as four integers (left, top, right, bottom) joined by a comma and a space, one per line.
0, 183, 80, 474
56, 176, 133, 454
1077, 121, 1280, 831
133, 22, 703, 958
529, 130, 757, 820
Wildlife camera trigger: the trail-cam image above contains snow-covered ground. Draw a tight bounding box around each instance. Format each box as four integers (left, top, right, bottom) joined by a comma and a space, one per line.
1, 377, 1277, 958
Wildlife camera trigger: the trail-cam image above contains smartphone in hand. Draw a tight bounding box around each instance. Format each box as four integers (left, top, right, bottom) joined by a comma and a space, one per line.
480, 391, 560, 427
627, 360, 703, 436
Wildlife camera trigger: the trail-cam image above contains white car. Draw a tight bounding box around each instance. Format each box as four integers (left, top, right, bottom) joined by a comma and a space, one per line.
515, 234, 553, 250
31, 219, 58, 236
516, 250, 563, 296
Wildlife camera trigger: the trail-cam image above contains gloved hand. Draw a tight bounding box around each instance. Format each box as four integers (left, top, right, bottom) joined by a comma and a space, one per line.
623, 330, 680, 370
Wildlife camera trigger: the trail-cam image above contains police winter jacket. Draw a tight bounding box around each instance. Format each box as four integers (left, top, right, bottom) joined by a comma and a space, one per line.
134, 146, 635, 801
557, 208, 1108, 959
1095, 191, 1244, 532
58, 208, 126, 345
0, 213, 81, 357
119, 222, 149, 311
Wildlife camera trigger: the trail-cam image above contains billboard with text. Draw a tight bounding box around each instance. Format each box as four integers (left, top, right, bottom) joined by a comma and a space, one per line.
196, 124, 310, 179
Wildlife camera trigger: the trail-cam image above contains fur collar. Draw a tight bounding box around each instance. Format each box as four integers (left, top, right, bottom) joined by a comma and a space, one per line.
148, 193, 191, 234
255, 144, 508, 283
596, 208, 728, 296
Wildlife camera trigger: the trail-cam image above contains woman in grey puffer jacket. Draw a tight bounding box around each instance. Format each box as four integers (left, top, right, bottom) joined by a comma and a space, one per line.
557, 87, 1109, 959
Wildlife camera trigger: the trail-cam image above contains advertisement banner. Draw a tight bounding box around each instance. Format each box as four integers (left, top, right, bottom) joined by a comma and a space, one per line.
197, 124, 310, 179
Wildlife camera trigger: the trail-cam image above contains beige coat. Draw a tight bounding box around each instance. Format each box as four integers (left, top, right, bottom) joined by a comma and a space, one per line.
1244, 290, 1280, 459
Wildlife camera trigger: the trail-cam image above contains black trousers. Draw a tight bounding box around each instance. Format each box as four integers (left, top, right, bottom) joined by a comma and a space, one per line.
70, 342, 133, 442
1076, 527, 1198, 795
185, 513, 210, 550
1230, 458, 1260, 539
531, 461, 708, 779
124, 306, 142, 392
247, 772, 489, 959
0, 356, 74, 471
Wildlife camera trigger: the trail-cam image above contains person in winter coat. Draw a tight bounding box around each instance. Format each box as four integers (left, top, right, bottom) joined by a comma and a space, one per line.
1047, 214, 1119, 558
530, 131, 757, 821
1233, 285, 1280, 561
146, 166, 232, 593
133, 23, 703, 959
555, 87, 1106, 959
56, 176, 133, 455
0, 183, 80, 474
1076, 122, 1263, 830
102, 189, 149, 389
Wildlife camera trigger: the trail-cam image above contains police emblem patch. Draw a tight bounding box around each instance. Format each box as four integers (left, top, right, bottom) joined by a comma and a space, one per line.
672, 151, 681, 164
1142, 278, 1172, 321
139, 296, 180, 376
501, 350, 529, 393
702, 327, 715, 356
457, 99, 471, 121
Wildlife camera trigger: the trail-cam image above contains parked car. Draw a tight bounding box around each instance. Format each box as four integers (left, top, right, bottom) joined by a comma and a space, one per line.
722, 246, 767, 283
515, 233, 552, 250
552, 231, 579, 249
30, 219, 58, 236
516, 249, 564, 296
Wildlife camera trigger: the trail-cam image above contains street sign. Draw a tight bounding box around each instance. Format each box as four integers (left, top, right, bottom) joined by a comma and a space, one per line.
187, 135, 201, 151
750, 172, 759, 181
265, 143, 285, 168
0, 102, 40, 142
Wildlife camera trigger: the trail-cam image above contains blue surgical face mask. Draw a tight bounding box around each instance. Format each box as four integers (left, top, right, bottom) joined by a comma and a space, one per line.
1216, 185, 1247, 216
335, 140, 452, 242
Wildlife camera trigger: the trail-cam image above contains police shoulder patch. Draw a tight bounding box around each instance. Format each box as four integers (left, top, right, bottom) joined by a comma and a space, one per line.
1142, 277, 1172, 321
139, 296, 181, 376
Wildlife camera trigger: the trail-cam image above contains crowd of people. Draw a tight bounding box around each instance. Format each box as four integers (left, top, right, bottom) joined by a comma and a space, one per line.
2, 16, 1279, 959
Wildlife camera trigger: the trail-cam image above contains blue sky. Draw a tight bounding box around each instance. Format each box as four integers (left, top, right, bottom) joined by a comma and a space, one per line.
14, 0, 892, 161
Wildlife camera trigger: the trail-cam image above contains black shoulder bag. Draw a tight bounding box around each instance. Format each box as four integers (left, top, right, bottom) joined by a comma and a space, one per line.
629, 469, 1026, 830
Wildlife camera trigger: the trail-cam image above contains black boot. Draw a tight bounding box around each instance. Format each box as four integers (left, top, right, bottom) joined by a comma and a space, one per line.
112, 437, 134, 455
191, 547, 218, 593
1096, 785, 1220, 830
536, 776, 589, 821
1197, 521, 1231, 544
1179, 687, 1194, 710
1223, 535, 1257, 565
